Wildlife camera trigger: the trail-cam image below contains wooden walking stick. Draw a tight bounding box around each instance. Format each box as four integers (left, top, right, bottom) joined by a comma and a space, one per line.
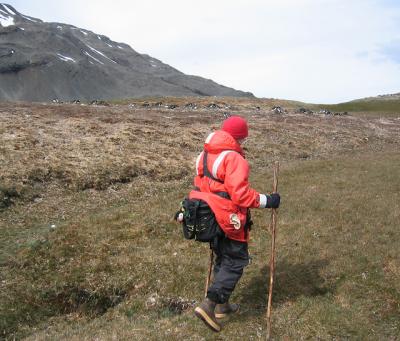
204, 246, 214, 297
266, 161, 279, 340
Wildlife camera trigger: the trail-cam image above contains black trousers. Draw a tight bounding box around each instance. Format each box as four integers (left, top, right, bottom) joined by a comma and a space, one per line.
206, 237, 249, 304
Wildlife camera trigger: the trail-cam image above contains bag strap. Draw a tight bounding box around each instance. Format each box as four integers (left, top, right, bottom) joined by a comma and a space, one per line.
194, 186, 231, 200
202, 151, 224, 183
193, 200, 200, 227
199, 152, 231, 200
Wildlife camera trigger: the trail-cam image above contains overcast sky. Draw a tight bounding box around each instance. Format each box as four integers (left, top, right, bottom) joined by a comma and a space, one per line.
6, 0, 400, 103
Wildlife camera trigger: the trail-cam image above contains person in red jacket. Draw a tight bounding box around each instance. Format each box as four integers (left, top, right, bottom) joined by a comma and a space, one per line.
192, 115, 280, 332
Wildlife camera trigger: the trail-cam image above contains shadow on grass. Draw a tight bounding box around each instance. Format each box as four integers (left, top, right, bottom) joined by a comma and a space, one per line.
239, 259, 332, 316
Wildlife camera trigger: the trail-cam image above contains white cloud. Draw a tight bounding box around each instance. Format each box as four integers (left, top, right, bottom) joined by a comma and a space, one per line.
6, 0, 400, 102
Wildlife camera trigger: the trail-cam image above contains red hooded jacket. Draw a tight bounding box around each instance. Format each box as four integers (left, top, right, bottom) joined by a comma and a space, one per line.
189, 130, 267, 242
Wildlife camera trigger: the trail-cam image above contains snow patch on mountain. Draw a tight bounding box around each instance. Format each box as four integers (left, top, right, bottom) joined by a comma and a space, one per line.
2, 4, 15, 15
86, 44, 116, 64
57, 53, 76, 63
83, 51, 104, 65
0, 13, 14, 27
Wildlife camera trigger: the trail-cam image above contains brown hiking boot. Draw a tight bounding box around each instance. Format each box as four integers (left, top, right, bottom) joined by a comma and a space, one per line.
215, 302, 240, 319
194, 298, 221, 332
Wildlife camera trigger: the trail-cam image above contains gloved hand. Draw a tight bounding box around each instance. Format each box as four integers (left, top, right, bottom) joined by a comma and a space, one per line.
266, 193, 280, 208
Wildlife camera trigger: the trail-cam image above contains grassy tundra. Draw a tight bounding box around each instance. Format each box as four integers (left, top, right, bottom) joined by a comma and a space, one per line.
0, 97, 399, 340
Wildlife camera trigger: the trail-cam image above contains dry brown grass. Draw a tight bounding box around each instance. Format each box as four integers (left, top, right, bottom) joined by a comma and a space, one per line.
1, 99, 399, 200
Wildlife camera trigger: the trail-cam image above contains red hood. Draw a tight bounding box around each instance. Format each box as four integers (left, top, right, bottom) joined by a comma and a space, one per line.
204, 130, 244, 155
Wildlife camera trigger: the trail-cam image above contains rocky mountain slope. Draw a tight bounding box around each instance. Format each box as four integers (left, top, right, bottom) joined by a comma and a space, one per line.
0, 3, 253, 101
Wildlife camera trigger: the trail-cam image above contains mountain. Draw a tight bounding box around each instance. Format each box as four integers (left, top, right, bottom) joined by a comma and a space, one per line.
0, 4, 254, 102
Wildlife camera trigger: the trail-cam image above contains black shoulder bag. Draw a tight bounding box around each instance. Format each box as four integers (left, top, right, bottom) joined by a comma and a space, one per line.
177, 152, 224, 242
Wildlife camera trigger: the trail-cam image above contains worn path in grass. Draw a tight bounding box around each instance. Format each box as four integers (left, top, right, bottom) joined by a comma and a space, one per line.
0, 99, 399, 339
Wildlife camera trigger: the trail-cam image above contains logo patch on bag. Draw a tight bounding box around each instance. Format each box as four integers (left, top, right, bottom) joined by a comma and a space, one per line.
229, 213, 241, 230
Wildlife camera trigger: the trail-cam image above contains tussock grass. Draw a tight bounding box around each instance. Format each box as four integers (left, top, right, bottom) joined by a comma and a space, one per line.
0, 98, 399, 339
1, 101, 398, 204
